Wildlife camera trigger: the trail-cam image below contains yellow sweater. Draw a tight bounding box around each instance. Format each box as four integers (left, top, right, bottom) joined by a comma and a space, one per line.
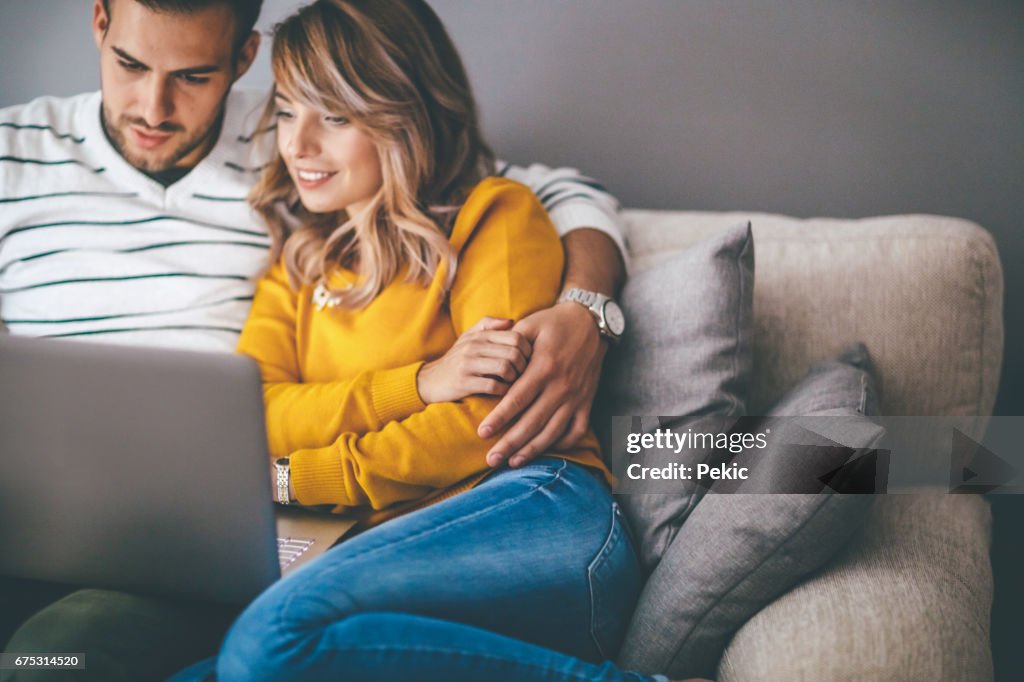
238, 177, 610, 528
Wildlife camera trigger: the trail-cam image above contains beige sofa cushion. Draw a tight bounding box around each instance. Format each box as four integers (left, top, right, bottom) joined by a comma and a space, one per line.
717, 493, 994, 682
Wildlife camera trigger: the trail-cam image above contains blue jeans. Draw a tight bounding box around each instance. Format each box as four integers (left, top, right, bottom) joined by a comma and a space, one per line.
169, 458, 666, 682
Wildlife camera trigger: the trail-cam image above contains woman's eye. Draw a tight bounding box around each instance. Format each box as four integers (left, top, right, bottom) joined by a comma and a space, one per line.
274, 109, 294, 120
325, 116, 349, 126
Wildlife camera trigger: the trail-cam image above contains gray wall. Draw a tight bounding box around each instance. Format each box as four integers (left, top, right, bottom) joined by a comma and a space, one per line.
2, 1, 1021, 415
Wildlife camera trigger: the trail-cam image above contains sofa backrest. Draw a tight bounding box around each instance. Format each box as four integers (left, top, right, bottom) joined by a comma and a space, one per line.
621, 211, 1003, 431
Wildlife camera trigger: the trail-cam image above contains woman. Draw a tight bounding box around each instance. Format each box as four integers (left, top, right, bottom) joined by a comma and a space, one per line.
171, 1, 698, 680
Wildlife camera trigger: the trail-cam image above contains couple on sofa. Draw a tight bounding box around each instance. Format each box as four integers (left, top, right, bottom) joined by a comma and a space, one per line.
1, 0, 718, 680
5, 0, 885, 680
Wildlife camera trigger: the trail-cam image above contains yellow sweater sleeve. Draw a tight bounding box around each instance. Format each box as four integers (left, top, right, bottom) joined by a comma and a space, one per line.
238, 261, 427, 455
289, 179, 564, 510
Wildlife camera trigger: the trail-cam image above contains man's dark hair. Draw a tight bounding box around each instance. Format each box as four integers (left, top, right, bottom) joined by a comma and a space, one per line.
101, 0, 264, 53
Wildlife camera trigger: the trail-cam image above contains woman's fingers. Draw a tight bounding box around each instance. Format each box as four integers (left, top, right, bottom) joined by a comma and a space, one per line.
421, 322, 532, 404
465, 316, 513, 333
468, 356, 519, 383
474, 330, 532, 358
473, 344, 528, 374
419, 319, 528, 405
471, 376, 510, 396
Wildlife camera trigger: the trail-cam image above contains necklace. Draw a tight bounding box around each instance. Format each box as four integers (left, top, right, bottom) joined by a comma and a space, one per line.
312, 282, 351, 311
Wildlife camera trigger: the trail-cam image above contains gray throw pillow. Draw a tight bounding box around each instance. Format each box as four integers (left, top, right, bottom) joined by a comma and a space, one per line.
594, 221, 755, 569
616, 344, 883, 680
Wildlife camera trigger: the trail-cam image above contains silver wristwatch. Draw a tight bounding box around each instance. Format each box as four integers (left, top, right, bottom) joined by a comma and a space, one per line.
274, 456, 291, 505
558, 287, 626, 342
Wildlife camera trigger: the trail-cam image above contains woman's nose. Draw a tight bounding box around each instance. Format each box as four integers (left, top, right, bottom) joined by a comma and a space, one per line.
286, 117, 320, 159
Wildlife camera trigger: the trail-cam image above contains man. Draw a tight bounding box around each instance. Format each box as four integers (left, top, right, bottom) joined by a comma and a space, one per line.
0, 0, 628, 679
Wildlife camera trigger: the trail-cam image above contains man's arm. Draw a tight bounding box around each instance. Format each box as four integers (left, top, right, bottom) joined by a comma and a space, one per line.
560, 227, 627, 296
479, 162, 628, 468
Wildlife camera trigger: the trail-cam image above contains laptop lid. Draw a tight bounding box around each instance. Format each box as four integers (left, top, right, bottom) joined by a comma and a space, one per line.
0, 334, 281, 604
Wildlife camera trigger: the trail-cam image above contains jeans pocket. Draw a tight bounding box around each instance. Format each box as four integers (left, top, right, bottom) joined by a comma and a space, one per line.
587, 501, 642, 660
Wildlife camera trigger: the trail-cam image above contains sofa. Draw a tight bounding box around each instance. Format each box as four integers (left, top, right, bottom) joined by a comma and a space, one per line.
612, 210, 1002, 681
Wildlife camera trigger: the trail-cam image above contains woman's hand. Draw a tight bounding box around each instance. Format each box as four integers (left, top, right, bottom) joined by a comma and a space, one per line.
416, 316, 532, 405
478, 300, 606, 468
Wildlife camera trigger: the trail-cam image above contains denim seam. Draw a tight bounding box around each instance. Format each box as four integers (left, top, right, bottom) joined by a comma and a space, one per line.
587, 501, 620, 659
329, 641, 633, 682
278, 459, 571, 630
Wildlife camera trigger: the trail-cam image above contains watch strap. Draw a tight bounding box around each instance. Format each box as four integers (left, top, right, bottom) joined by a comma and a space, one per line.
275, 457, 291, 505
558, 287, 620, 341
561, 287, 605, 309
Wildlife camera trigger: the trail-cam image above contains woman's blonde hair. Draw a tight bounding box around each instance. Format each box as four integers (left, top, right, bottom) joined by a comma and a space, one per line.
251, 0, 495, 307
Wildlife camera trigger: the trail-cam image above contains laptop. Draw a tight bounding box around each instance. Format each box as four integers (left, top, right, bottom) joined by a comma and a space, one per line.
0, 333, 356, 604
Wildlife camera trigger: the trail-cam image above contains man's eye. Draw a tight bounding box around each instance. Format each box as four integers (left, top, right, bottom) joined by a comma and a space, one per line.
118, 60, 145, 72
179, 74, 210, 85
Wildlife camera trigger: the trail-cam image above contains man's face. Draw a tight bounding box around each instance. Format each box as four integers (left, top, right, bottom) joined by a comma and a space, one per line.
92, 0, 257, 173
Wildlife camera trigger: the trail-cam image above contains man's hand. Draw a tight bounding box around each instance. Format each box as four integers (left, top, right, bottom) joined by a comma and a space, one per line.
478, 225, 624, 468
477, 301, 606, 468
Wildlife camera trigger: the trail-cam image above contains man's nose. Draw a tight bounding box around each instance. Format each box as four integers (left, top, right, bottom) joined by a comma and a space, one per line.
140, 76, 173, 128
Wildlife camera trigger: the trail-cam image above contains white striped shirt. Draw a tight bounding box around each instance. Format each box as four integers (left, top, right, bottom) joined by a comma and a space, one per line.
0, 89, 626, 353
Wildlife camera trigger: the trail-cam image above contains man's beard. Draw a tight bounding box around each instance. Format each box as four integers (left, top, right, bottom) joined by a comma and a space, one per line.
101, 102, 224, 174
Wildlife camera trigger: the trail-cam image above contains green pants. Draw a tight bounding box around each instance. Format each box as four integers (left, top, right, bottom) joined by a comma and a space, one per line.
1, 579, 238, 682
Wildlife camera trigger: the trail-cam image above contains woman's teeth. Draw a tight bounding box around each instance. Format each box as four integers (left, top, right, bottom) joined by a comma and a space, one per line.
298, 170, 334, 181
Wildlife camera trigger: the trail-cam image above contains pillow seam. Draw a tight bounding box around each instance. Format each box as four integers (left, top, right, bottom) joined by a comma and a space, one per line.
730, 223, 753, 417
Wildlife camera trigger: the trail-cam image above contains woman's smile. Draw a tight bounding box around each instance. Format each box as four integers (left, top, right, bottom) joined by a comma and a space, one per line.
293, 167, 338, 190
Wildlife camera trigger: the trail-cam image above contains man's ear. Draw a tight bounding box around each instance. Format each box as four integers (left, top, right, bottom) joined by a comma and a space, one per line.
92, 0, 110, 50
232, 31, 261, 82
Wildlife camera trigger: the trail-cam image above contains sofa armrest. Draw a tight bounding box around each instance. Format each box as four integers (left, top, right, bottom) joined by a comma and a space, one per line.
717, 493, 993, 682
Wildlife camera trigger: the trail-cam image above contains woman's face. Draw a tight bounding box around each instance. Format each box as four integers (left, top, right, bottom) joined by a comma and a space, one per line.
274, 90, 383, 216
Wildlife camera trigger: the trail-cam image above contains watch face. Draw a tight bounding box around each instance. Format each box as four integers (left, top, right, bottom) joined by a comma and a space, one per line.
603, 301, 626, 336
